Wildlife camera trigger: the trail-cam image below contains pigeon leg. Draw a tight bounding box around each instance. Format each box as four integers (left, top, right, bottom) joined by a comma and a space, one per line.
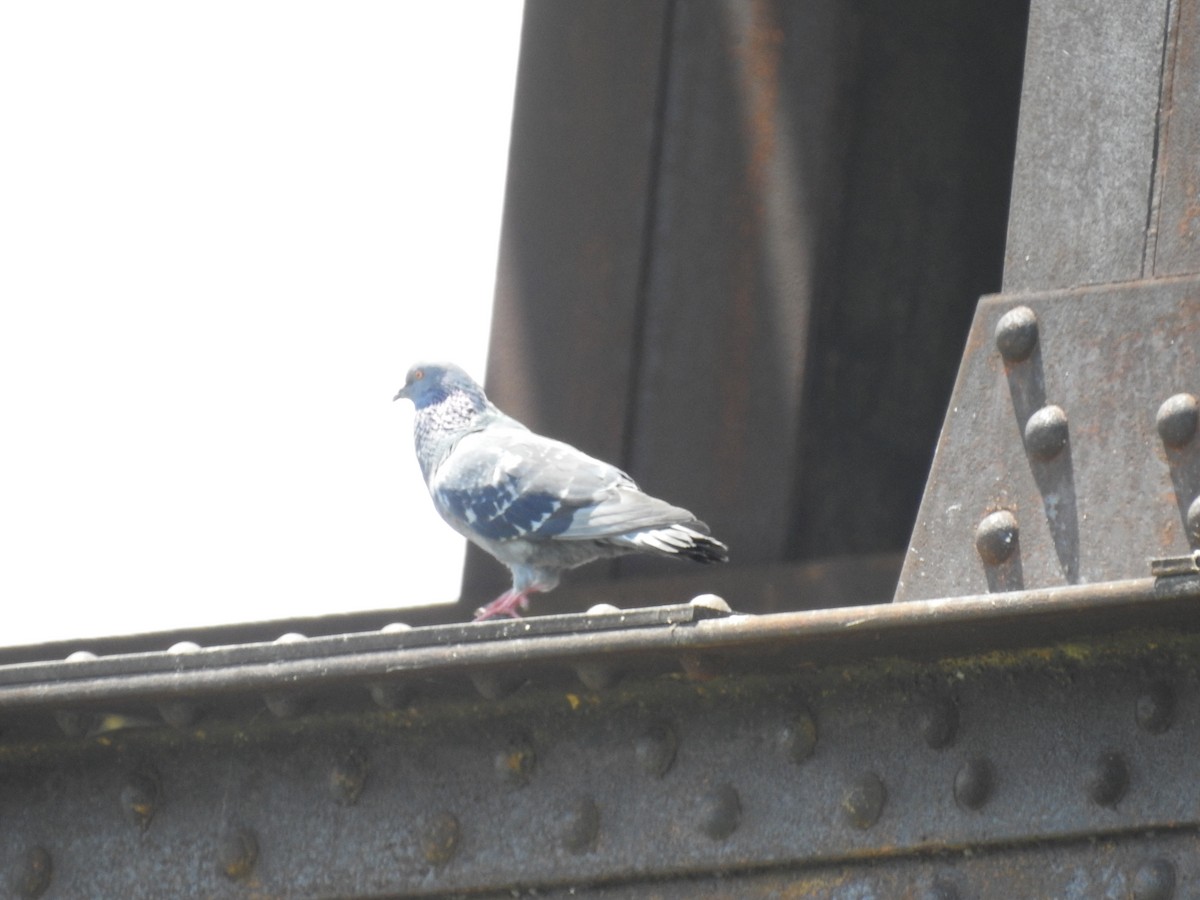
473, 589, 523, 621
474, 587, 538, 621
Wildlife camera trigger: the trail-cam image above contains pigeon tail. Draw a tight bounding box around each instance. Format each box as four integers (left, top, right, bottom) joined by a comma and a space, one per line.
615, 523, 729, 564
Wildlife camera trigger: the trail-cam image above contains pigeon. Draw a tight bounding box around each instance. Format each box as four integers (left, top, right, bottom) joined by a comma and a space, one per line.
393, 362, 729, 620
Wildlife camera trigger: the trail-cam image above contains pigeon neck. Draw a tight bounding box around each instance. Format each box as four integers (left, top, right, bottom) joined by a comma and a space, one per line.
413, 388, 489, 478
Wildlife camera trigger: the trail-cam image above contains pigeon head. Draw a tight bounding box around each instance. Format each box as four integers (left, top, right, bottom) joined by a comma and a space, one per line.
393, 361, 487, 411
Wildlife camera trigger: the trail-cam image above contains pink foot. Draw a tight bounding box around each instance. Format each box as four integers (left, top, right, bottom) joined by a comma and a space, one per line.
474, 589, 535, 621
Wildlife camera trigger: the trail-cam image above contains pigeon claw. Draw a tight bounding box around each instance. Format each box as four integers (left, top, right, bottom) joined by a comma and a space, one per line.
474, 588, 535, 621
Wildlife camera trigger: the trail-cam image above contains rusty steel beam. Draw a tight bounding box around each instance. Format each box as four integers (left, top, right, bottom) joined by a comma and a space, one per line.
896, 278, 1200, 603
0, 573, 1199, 897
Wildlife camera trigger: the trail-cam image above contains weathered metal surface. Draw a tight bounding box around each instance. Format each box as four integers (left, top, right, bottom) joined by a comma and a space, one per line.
1004, 0, 1171, 291
478, 1, 1028, 601
3, 577, 1199, 712
465, 0, 672, 602
788, 0, 1027, 562
475, 832, 1196, 898
618, 0, 849, 572
896, 278, 1200, 603
0, 577, 1198, 898
1152, 0, 1200, 276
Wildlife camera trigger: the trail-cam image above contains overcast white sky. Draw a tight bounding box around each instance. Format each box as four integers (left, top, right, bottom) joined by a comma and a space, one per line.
0, 3, 524, 646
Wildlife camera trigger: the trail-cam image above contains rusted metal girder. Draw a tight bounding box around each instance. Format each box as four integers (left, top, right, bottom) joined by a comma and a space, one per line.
1, 574, 1199, 898
896, 278, 1200, 603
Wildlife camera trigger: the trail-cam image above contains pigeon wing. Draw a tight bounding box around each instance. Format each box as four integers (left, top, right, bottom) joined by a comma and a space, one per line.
431, 428, 695, 544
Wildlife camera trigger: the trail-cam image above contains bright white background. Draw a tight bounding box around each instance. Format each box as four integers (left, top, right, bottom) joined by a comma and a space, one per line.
0, 3, 524, 646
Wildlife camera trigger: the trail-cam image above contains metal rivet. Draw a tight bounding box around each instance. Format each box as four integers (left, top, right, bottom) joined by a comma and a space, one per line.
1188, 496, 1200, 544
633, 723, 678, 778
696, 784, 741, 840
158, 642, 203, 728
471, 671, 521, 700
690, 594, 731, 613
953, 757, 994, 810
218, 827, 258, 880
368, 681, 412, 710
842, 772, 886, 830
421, 812, 460, 866
380, 621, 412, 634
53, 710, 96, 738
587, 603, 621, 615
575, 662, 620, 691
559, 796, 600, 853
1087, 750, 1129, 807
121, 770, 161, 831
1156, 394, 1199, 448
1132, 857, 1176, 900
779, 709, 818, 764
66, 650, 97, 662
1023, 405, 1069, 460
678, 652, 720, 680
158, 699, 202, 730
1136, 682, 1175, 734
264, 692, 309, 719
994, 306, 1038, 362
16, 846, 52, 899
917, 698, 959, 750
494, 736, 536, 785
330, 749, 367, 806
975, 511, 1019, 565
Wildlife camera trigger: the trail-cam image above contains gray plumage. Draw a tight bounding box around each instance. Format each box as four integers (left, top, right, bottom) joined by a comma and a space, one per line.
393, 361, 728, 619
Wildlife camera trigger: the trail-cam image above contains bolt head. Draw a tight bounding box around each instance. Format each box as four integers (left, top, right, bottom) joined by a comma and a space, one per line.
917, 698, 959, 750
559, 796, 600, 853
1156, 393, 1199, 447
494, 736, 536, 785
1136, 682, 1175, 734
121, 771, 161, 831
218, 828, 258, 880
975, 511, 1019, 565
779, 709, 818, 763
1087, 750, 1129, 807
842, 772, 886, 830
633, 723, 678, 778
953, 757, 994, 810
994, 306, 1038, 362
1023, 405, 1069, 460
696, 784, 741, 840
420, 812, 460, 866
1131, 857, 1176, 900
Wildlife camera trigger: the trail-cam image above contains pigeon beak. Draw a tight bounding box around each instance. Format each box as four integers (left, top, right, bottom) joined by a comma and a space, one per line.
393, 387, 406, 402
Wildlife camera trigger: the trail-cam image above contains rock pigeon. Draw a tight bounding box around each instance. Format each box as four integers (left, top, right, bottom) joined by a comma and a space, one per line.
393, 362, 729, 620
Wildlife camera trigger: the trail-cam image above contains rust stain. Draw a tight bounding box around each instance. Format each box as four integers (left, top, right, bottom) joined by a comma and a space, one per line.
714, 0, 785, 505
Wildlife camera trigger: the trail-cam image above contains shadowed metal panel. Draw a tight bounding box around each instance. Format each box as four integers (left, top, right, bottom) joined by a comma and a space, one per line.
621, 0, 855, 571
1004, 0, 1170, 291
465, 0, 672, 601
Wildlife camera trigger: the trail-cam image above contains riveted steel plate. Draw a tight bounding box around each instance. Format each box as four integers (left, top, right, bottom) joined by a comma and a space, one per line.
897, 278, 1200, 603
486, 830, 1197, 899
1004, 0, 1170, 290
2, 581, 1200, 898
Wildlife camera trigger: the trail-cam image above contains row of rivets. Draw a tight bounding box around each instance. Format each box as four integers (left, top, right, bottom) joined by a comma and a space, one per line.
51, 595, 743, 734
917, 857, 1176, 900
24, 676, 1183, 895
982, 306, 1199, 576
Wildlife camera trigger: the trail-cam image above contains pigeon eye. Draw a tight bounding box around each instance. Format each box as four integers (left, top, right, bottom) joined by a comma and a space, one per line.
413, 369, 424, 381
